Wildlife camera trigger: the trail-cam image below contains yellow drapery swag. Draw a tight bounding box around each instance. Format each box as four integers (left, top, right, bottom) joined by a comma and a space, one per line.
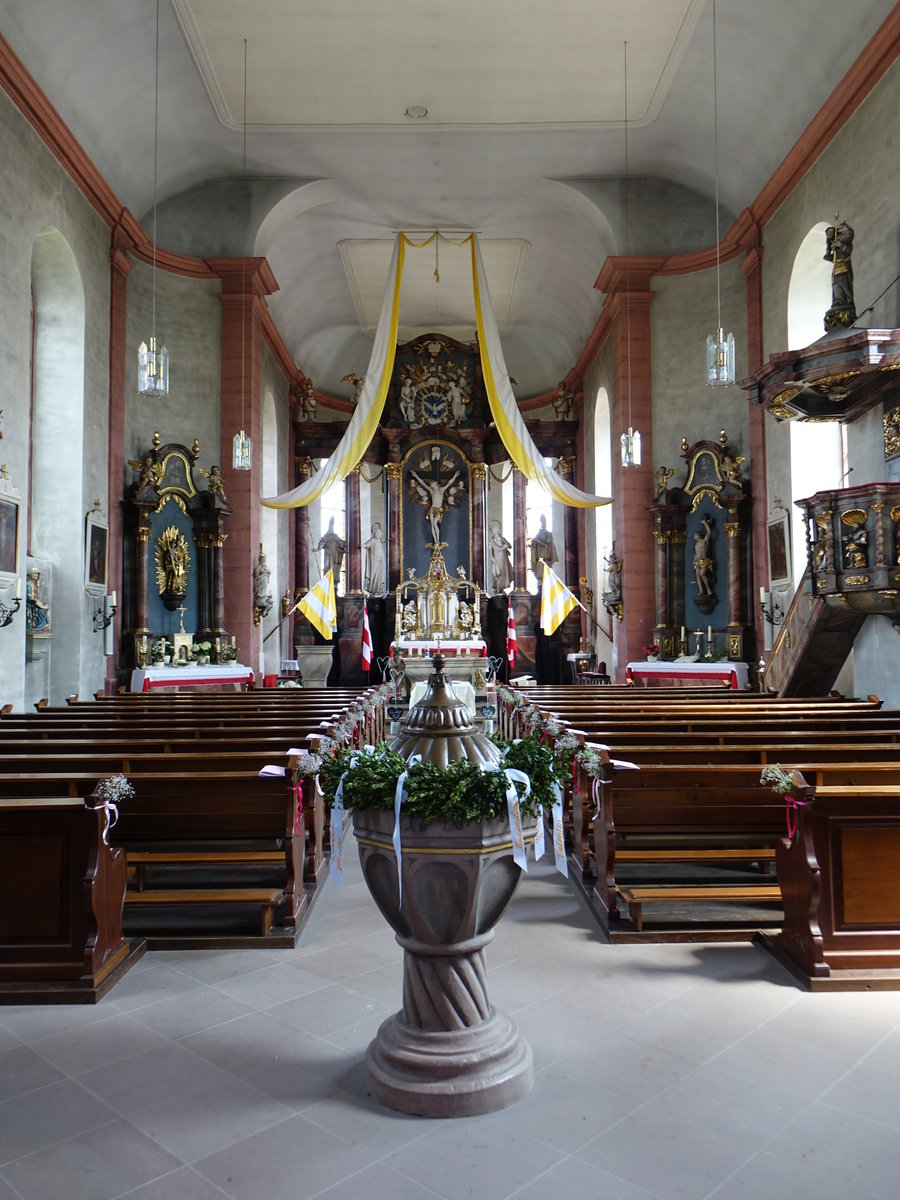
261, 232, 612, 510
297, 569, 337, 640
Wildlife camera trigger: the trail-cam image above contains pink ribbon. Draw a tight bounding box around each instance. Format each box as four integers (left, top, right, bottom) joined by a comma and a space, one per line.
292, 780, 303, 836
784, 793, 807, 839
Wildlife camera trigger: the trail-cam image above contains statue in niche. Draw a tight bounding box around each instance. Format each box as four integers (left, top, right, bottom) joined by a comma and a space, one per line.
408, 467, 465, 547
842, 527, 869, 568
316, 517, 346, 579
448, 375, 470, 423
155, 526, 190, 606
488, 520, 514, 594
530, 514, 557, 582
824, 221, 856, 328
25, 569, 50, 633
363, 522, 385, 595
693, 514, 715, 596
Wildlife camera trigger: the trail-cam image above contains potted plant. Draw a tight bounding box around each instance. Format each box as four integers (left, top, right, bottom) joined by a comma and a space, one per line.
221, 642, 238, 663
317, 654, 566, 1118
150, 639, 172, 665
191, 640, 212, 664
641, 642, 660, 661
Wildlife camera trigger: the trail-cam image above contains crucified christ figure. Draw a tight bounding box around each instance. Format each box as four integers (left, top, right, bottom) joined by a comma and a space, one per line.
409, 469, 463, 546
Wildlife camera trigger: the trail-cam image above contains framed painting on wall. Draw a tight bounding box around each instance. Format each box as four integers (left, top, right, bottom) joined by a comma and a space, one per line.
84, 509, 109, 595
766, 513, 791, 586
0, 495, 19, 587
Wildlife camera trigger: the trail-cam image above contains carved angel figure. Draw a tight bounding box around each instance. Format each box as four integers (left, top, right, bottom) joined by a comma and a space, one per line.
408, 468, 465, 546
128, 452, 163, 492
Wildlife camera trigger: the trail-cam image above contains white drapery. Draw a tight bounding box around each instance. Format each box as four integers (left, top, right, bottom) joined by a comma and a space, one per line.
261, 232, 612, 510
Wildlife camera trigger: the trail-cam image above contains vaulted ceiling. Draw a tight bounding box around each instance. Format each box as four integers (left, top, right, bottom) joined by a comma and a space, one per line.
0, 0, 894, 398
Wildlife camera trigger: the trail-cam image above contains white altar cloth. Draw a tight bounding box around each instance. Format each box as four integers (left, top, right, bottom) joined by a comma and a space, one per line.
626, 660, 750, 690
130, 663, 255, 692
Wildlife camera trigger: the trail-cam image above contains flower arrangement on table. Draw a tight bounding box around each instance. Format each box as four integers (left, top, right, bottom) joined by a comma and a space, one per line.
221, 643, 238, 663
641, 643, 660, 659
190, 641, 212, 663
150, 639, 173, 664
318, 732, 564, 823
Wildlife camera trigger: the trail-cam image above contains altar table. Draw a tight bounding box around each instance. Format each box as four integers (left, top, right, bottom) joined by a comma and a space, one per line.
129, 664, 255, 692
625, 660, 750, 690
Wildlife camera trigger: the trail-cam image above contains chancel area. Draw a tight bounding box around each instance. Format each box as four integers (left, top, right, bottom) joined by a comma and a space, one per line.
1, 0, 900, 1195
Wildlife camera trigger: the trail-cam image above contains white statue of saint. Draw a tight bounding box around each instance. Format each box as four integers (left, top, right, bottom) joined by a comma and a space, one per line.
530, 514, 557, 581
316, 517, 345, 579
363, 521, 385, 595
488, 520, 514, 594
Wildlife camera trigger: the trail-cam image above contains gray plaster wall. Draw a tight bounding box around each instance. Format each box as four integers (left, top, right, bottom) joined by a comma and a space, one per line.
124, 262, 222, 470
650, 261, 749, 467
760, 60, 900, 700
0, 86, 112, 708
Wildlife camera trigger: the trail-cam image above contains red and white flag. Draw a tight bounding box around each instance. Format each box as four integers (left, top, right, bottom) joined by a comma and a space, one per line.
361, 600, 373, 672
507, 600, 518, 668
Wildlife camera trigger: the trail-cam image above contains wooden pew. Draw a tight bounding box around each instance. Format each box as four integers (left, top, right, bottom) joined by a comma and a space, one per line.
0, 767, 307, 948
764, 773, 900, 989
0, 788, 144, 1002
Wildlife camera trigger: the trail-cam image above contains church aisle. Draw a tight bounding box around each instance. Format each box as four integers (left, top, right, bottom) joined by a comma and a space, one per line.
0, 838, 898, 1200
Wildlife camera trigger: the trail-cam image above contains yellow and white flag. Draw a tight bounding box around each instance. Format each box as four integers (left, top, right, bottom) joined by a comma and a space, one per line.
298, 569, 337, 641
540, 564, 578, 635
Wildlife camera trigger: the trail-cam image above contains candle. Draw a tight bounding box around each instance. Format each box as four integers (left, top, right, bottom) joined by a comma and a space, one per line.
231, 636, 236, 647
109, 590, 116, 608
680, 625, 685, 642
760, 586, 765, 603
707, 626, 713, 641
14, 579, 21, 599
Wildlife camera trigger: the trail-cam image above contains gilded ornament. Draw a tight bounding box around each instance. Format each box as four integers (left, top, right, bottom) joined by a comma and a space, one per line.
725, 522, 740, 538
769, 406, 797, 421
843, 575, 870, 586
154, 526, 190, 598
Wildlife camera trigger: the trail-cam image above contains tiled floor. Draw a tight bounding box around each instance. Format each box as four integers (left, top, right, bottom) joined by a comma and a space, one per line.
1, 841, 899, 1200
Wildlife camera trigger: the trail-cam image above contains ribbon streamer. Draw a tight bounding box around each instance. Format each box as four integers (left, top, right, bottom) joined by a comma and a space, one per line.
330, 773, 346, 891
551, 782, 568, 878
784, 793, 808, 840
503, 767, 531, 872
98, 799, 119, 847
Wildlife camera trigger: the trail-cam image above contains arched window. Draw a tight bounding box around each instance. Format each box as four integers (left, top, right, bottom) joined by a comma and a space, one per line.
29, 227, 85, 706
786, 224, 845, 586
593, 387, 613, 589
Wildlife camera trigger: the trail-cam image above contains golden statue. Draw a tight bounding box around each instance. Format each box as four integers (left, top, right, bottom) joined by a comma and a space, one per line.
154, 526, 190, 598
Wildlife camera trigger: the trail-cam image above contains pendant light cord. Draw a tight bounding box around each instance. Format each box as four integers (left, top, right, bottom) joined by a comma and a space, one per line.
151, 0, 160, 347
713, 0, 722, 331
240, 38, 247, 434
624, 40, 632, 431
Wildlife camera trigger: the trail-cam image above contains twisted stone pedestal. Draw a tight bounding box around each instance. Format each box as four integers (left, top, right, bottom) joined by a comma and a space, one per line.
353, 809, 534, 1117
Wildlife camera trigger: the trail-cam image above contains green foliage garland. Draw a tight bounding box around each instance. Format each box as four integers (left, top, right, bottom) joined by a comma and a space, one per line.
318, 734, 563, 824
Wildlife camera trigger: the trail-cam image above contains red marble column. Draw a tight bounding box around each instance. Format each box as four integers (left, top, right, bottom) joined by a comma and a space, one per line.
596, 260, 659, 677
346, 466, 362, 592
559, 455, 579, 586
106, 226, 132, 687
208, 257, 278, 671
134, 521, 151, 635
654, 531, 668, 632
386, 461, 403, 591
213, 526, 227, 634
726, 511, 742, 627
512, 468, 527, 590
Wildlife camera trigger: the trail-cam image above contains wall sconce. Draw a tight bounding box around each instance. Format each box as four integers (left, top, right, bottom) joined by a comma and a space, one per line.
92, 591, 117, 632
0, 580, 21, 628
760, 589, 784, 627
